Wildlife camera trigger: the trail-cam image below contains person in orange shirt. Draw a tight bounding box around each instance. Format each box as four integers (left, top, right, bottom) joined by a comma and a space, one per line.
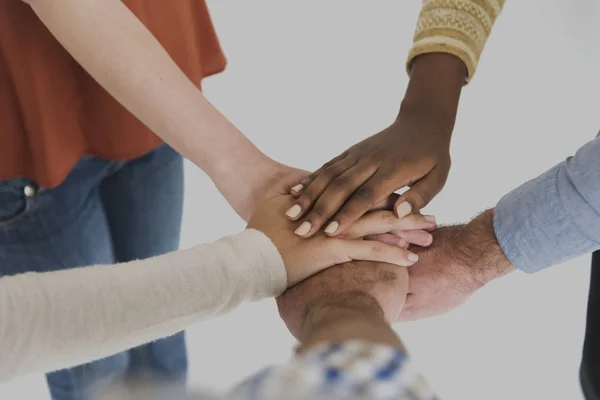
0, 1, 302, 398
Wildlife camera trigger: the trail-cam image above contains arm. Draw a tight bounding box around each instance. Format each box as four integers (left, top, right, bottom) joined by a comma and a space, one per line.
297, 292, 404, 351
286, 0, 505, 237
494, 133, 600, 272
0, 230, 286, 381
0, 194, 425, 380
401, 134, 600, 320
23, 0, 281, 220
249, 261, 438, 400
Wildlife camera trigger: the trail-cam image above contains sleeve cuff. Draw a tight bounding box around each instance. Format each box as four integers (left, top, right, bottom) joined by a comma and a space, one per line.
222, 229, 288, 298
407, 0, 505, 83
494, 164, 600, 273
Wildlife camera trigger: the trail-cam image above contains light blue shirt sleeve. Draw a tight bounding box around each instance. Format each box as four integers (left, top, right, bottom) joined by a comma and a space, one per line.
494, 133, 600, 273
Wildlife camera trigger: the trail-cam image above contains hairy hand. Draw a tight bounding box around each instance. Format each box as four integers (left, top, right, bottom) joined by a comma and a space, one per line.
276, 261, 408, 339
400, 210, 516, 321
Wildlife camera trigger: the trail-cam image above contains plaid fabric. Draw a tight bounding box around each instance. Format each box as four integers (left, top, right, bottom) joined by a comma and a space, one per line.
98, 341, 438, 399
229, 341, 438, 400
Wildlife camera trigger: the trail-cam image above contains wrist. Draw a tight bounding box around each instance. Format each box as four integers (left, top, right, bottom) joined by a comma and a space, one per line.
209, 155, 281, 221
454, 209, 516, 287
400, 53, 465, 127
304, 291, 384, 324
299, 291, 403, 351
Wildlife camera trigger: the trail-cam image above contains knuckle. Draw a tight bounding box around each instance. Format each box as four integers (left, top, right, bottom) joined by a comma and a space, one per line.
378, 211, 395, 224
297, 193, 316, 207
322, 160, 336, 170
370, 242, 387, 256
309, 206, 327, 220
354, 185, 374, 203
322, 164, 343, 179
305, 172, 320, 182
410, 191, 427, 209
331, 174, 350, 190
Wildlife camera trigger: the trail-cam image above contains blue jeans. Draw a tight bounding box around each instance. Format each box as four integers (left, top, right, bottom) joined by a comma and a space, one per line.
0, 144, 187, 400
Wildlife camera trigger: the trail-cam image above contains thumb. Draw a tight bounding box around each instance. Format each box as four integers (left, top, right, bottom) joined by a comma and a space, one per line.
394, 174, 442, 217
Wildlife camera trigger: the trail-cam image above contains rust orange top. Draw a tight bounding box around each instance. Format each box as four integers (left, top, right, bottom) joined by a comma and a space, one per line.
0, 0, 227, 188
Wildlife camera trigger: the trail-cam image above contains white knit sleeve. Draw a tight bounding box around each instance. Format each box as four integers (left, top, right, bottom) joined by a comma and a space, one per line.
0, 229, 286, 381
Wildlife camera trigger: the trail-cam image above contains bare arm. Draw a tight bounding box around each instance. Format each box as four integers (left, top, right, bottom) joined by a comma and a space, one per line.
287, 0, 505, 238
298, 291, 404, 351
23, 0, 280, 220
273, 262, 438, 399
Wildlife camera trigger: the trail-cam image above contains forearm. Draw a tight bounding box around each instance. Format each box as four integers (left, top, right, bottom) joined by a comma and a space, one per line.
399, 53, 466, 137
284, 293, 439, 399
403, 52, 466, 111
0, 230, 286, 380
298, 292, 404, 352
400, 0, 507, 131
494, 134, 600, 272
457, 209, 515, 285
26, 0, 276, 219
235, 293, 438, 400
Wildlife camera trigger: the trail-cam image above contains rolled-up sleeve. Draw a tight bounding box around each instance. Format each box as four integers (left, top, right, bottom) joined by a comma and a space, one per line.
494, 133, 600, 273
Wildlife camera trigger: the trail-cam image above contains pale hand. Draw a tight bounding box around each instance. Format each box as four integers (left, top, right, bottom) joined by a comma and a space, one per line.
247, 192, 435, 287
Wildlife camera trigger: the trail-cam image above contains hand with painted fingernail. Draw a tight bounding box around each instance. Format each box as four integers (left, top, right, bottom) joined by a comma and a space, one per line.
286, 192, 401, 238
248, 195, 425, 287
355, 212, 437, 249
284, 54, 465, 238
284, 119, 451, 239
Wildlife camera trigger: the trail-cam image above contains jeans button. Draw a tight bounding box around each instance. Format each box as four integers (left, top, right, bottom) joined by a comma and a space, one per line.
24, 184, 37, 197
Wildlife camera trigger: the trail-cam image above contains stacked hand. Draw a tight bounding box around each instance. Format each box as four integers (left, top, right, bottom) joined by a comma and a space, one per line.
282, 54, 465, 239
247, 189, 435, 287
400, 210, 515, 321
249, 55, 516, 330
277, 260, 409, 340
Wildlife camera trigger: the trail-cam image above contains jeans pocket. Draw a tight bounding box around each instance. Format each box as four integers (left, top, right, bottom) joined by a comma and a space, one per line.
0, 181, 35, 226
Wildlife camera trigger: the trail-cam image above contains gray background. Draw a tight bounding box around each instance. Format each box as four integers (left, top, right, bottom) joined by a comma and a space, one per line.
2, 0, 600, 399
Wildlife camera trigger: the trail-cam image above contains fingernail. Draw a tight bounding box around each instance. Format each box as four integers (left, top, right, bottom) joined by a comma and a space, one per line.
396, 201, 412, 218
324, 221, 339, 235
425, 215, 436, 223
286, 204, 302, 218
291, 184, 304, 193
398, 238, 407, 248
294, 221, 312, 236
426, 234, 433, 245
407, 252, 419, 262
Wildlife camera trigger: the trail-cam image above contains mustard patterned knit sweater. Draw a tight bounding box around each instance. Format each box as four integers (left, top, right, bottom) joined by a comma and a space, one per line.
408, 0, 506, 82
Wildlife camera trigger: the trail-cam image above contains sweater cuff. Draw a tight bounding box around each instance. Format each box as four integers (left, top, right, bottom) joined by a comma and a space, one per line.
230, 230, 288, 298
407, 0, 505, 83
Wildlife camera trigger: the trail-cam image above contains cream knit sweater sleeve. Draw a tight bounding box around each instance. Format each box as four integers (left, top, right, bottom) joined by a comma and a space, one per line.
0, 229, 287, 381
408, 0, 505, 82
